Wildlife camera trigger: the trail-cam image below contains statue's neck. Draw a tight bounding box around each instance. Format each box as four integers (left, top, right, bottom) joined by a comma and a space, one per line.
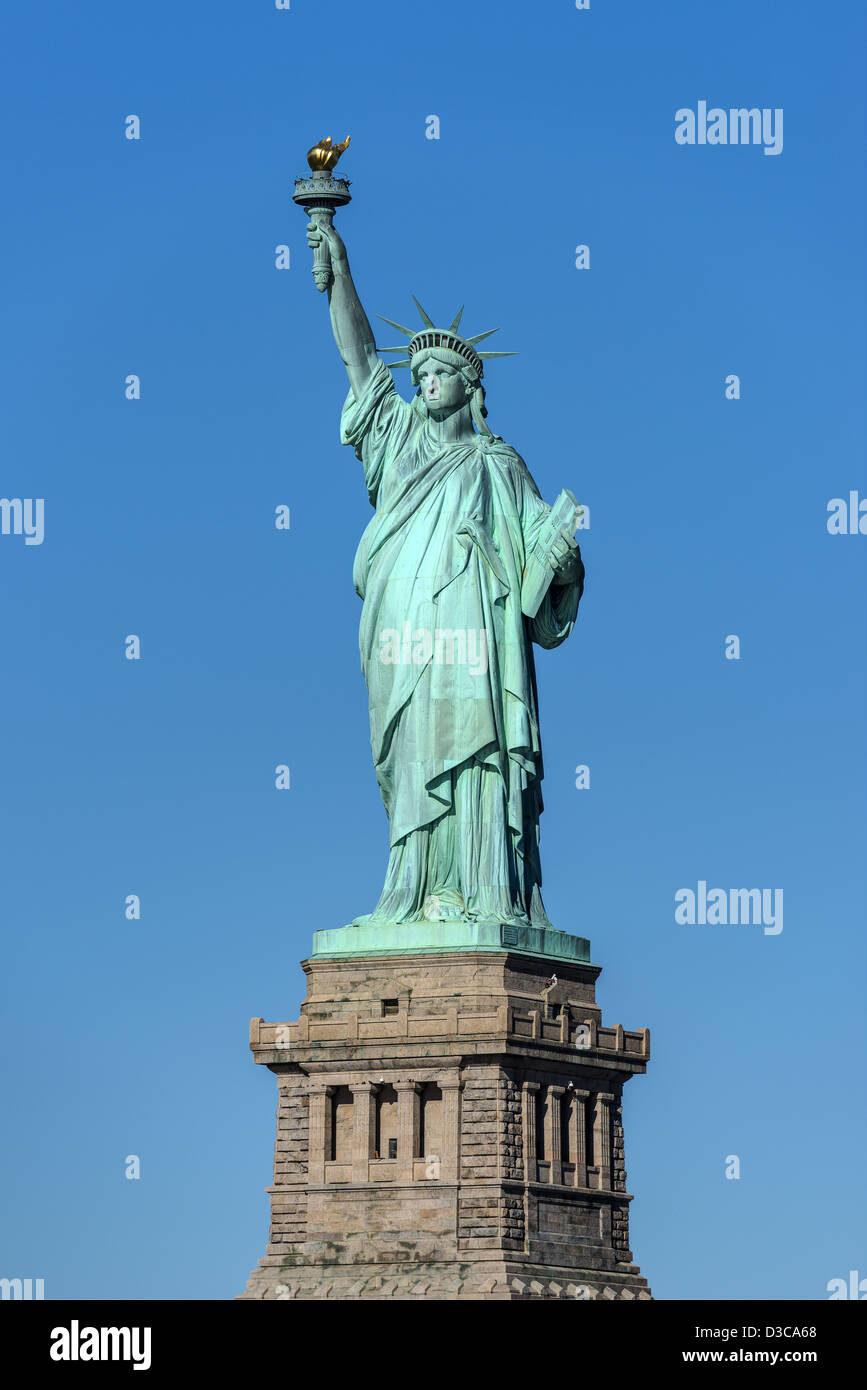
424, 403, 475, 444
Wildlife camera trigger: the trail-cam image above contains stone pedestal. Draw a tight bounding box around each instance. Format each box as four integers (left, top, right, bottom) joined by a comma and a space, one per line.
239, 930, 652, 1300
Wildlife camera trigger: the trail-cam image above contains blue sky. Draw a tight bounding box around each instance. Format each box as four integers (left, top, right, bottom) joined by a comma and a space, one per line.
1, 0, 865, 1300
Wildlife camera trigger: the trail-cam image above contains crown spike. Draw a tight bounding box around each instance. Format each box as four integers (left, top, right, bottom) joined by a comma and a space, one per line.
448, 305, 464, 333
376, 314, 415, 338
465, 328, 500, 346
412, 297, 436, 328
477, 351, 518, 360
384, 358, 411, 369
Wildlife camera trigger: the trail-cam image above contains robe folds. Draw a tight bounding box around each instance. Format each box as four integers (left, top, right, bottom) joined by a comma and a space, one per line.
341, 359, 583, 928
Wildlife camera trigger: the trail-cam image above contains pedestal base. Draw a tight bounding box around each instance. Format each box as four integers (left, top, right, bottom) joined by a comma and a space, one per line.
239, 938, 652, 1301
312, 919, 592, 964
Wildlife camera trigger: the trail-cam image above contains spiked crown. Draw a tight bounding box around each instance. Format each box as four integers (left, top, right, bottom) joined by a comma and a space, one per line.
378, 299, 516, 382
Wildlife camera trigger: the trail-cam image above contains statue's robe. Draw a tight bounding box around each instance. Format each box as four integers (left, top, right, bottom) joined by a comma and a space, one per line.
342, 359, 583, 927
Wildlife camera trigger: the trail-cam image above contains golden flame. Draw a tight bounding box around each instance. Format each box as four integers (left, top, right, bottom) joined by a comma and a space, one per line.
306, 135, 351, 172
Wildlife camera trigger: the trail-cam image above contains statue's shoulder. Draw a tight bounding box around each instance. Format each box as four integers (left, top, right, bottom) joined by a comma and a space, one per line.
481, 436, 533, 481
479, 434, 520, 462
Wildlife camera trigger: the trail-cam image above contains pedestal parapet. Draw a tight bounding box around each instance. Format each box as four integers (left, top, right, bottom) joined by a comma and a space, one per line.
239, 934, 652, 1301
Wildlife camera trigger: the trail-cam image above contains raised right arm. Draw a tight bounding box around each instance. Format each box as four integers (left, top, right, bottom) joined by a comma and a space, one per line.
306, 219, 378, 400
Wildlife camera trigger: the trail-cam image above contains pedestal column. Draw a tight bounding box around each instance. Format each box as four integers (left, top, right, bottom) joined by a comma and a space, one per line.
569, 1088, 590, 1188
522, 1081, 540, 1183
308, 1085, 335, 1184
547, 1085, 566, 1185
396, 1080, 422, 1182
595, 1091, 614, 1190
439, 1074, 462, 1181
350, 1082, 378, 1183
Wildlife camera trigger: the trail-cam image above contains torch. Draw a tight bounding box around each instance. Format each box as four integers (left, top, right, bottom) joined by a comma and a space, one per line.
292, 136, 352, 292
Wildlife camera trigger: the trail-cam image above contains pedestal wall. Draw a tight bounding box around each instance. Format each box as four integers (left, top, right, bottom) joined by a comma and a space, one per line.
239, 948, 652, 1301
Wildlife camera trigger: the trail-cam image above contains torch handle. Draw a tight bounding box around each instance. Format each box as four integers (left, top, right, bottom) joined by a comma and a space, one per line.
308, 205, 334, 293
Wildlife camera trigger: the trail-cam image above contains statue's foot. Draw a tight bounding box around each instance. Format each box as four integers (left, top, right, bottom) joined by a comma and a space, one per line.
423, 889, 466, 922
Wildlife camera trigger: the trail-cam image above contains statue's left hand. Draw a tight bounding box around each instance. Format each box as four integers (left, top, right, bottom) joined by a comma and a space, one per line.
549, 528, 583, 583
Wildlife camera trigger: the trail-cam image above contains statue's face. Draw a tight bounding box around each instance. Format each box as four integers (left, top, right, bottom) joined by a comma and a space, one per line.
416, 356, 469, 414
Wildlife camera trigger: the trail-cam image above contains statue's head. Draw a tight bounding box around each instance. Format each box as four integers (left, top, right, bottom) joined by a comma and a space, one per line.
412, 348, 477, 416
377, 301, 516, 437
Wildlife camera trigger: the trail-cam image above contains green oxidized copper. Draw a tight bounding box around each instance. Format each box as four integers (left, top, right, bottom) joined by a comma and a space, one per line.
300, 149, 587, 959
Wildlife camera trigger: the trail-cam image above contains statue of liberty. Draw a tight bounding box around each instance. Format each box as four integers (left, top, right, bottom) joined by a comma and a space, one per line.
306, 214, 584, 931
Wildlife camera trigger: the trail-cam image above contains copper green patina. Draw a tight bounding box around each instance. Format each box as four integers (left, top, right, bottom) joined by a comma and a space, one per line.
303, 182, 586, 961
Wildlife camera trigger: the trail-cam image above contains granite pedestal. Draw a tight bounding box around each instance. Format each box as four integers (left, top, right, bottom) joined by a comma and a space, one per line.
239, 924, 652, 1301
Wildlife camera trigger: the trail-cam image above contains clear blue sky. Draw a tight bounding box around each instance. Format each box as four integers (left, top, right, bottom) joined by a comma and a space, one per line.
2, 0, 865, 1300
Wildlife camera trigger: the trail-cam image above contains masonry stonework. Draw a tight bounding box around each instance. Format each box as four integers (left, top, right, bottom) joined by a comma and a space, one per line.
239, 948, 652, 1301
